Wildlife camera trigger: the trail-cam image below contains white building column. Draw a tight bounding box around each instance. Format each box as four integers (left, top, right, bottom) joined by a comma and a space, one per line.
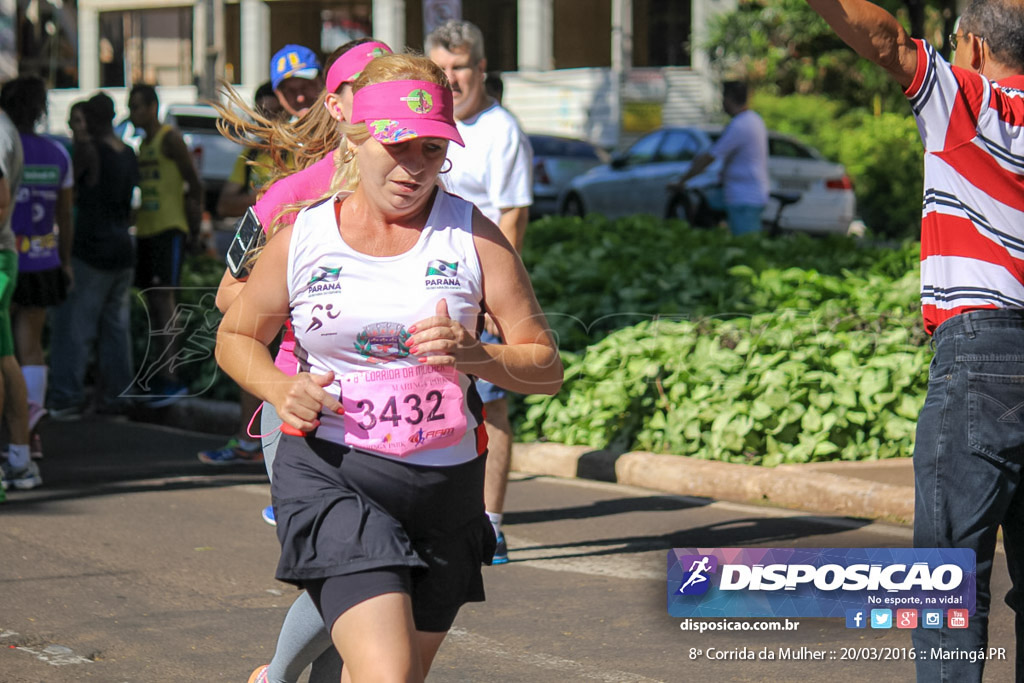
691, 0, 735, 112
372, 0, 406, 52
611, 0, 632, 75
609, 0, 632, 144
241, 0, 270, 88
517, 0, 552, 71
78, 2, 100, 90
193, 0, 207, 89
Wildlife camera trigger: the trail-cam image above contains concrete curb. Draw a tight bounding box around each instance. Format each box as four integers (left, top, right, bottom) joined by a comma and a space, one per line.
512, 443, 914, 526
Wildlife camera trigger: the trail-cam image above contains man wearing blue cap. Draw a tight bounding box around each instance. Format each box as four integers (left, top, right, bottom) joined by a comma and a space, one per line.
271, 45, 324, 119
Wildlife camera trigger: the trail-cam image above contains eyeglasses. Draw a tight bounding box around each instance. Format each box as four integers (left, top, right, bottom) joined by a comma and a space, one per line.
948, 32, 984, 51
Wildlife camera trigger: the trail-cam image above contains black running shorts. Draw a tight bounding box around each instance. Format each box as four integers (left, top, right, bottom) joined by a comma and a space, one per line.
272, 434, 495, 632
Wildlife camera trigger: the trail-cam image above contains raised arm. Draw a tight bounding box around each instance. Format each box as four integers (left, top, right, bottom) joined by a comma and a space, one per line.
806, 0, 918, 88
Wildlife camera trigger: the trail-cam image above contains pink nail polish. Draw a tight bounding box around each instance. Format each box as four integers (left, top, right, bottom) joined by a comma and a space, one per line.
418, 357, 428, 363
408, 325, 418, 334
409, 345, 419, 354
335, 406, 345, 415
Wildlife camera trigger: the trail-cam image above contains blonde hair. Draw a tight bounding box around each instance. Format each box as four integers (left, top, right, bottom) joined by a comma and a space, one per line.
213, 40, 381, 183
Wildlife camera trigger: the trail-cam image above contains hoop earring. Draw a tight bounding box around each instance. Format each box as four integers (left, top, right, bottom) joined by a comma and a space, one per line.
341, 148, 355, 164
439, 159, 453, 174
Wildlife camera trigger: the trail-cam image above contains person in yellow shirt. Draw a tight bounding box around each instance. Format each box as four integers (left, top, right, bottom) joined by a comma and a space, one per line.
127, 83, 203, 406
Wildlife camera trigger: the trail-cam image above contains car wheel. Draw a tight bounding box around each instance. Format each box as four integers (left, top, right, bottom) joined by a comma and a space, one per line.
562, 193, 586, 218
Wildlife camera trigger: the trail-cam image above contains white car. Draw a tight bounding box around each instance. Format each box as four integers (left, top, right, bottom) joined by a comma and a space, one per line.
561, 126, 857, 235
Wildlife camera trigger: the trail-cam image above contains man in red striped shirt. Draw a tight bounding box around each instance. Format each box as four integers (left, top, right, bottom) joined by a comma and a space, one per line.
808, 2, 1023, 681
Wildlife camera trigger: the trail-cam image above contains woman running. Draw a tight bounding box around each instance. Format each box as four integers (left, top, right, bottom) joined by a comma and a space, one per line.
215, 40, 394, 683
216, 53, 562, 681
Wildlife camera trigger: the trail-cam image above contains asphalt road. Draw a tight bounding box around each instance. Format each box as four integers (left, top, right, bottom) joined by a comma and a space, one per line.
0, 418, 1015, 682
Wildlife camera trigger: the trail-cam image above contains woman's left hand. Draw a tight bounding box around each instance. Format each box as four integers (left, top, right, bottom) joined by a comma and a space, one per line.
408, 298, 482, 368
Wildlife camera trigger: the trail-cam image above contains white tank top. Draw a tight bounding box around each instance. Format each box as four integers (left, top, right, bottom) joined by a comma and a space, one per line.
287, 189, 487, 466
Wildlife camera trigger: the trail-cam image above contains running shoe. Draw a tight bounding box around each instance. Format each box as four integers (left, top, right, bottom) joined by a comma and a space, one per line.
145, 379, 189, 408
30, 433, 43, 460
492, 531, 509, 565
27, 401, 47, 432
1, 460, 43, 490
48, 404, 84, 421
261, 505, 276, 526
197, 438, 264, 466
247, 664, 270, 683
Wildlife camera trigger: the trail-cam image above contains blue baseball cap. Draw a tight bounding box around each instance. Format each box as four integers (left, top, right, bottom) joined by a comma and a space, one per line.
270, 45, 322, 90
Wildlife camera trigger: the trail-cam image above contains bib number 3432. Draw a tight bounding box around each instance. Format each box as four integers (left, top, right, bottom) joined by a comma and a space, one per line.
340, 364, 467, 457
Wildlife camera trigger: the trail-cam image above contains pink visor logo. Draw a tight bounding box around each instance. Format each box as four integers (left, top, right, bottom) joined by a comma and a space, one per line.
403, 89, 434, 114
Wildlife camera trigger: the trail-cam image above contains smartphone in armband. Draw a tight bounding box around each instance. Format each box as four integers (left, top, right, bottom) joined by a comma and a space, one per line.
225, 207, 266, 279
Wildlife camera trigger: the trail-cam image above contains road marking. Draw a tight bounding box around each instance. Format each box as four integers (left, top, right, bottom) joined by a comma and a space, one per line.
0, 632, 92, 666
446, 627, 664, 682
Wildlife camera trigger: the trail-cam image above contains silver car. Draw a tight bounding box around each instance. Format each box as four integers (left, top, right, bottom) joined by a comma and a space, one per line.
561, 126, 856, 235
527, 134, 609, 219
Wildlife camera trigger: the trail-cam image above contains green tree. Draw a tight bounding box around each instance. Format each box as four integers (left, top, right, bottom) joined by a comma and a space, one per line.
706, 0, 956, 114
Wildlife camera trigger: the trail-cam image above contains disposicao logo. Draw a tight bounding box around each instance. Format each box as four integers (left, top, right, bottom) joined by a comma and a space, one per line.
676, 555, 718, 596
667, 548, 976, 618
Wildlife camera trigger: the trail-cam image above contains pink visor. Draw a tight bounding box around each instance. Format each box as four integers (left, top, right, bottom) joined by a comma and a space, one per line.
325, 41, 392, 94
350, 80, 464, 146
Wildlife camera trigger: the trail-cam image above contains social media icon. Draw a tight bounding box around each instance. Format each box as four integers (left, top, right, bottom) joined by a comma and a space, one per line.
871, 609, 892, 629
846, 609, 867, 629
948, 609, 969, 629
896, 609, 918, 629
922, 610, 943, 628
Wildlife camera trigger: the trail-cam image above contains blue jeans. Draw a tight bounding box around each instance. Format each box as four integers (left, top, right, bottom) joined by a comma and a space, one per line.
725, 203, 765, 236
476, 330, 506, 403
912, 309, 1024, 682
49, 258, 134, 410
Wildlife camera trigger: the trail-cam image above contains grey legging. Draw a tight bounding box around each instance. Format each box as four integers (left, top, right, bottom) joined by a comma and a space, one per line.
261, 403, 341, 683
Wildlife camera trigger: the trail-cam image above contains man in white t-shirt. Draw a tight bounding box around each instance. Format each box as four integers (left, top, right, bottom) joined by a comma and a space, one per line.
673, 81, 769, 235
427, 19, 533, 565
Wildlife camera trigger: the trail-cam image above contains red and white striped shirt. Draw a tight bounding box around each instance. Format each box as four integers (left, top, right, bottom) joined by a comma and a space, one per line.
906, 39, 1024, 334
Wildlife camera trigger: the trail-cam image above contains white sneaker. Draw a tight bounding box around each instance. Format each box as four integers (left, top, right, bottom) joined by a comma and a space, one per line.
1, 460, 43, 490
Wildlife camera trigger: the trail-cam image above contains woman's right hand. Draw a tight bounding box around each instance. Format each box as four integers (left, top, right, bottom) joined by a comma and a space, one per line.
275, 370, 344, 434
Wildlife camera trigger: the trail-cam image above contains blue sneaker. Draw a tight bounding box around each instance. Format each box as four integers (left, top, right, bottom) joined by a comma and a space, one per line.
145, 379, 189, 408
261, 505, 276, 526
198, 438, 263, 465
492, 531, 509, 565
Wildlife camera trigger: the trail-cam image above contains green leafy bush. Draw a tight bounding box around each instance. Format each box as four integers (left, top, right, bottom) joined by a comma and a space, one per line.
519, 216, 927, 464
522, 213, 919, 353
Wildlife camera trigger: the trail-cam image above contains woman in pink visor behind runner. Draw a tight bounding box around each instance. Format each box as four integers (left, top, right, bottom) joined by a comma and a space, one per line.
216, 53, 562, 682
